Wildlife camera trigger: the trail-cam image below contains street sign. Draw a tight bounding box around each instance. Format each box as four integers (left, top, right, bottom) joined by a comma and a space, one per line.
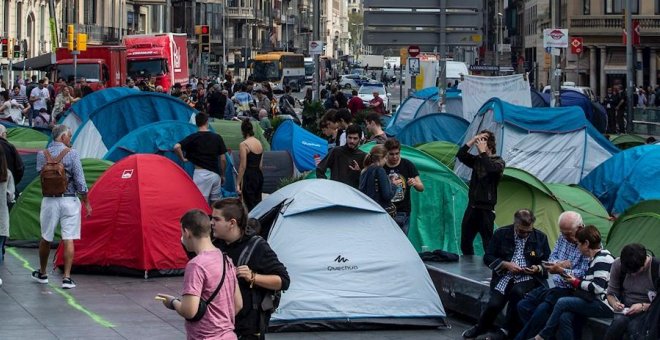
364, 31, 483, 47
408, 45, 420, 57
570, 37, 583, 54
408, 57, 420, 75
498, 44, 511, 53
543, 29, 569, 48
469, 64, 499, 72
309, 40, 323, 55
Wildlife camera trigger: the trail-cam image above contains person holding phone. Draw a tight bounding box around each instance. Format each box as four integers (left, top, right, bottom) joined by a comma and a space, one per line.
532, 226, 615, 340
514, 211, 591, 340
463, 209, 550, 339
316, 124, 367, 189
457, 130, 505, 255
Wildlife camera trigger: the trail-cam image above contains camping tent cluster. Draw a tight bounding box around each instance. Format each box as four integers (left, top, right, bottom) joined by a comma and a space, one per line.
6, 84, 660, 331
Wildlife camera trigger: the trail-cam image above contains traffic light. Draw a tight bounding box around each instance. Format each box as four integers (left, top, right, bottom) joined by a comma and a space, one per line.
77, 33, 87, 51
67, 24, 75, 51
195, 25, 210, 53
0, 38, 7, 58
13, 43, 20, 59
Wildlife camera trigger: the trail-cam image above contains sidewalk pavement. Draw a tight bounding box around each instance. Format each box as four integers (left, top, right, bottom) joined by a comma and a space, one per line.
0, 247, 471, 339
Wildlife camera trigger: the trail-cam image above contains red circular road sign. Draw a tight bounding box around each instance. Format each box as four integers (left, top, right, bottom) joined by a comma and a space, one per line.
408, 45, 420, 57
310, 41, 318, 48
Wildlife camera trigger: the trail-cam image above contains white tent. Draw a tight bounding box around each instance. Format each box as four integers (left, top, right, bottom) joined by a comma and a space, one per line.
250, 179, 446, 331
455, 98, 619, 184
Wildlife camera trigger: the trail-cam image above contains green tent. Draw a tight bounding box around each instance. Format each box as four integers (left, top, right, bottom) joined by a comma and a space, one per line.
610, 134, 646, 150
7, 127, 49, 150
606, 200, 660, 257
208, 119, 270, 152
9, 158, 113, 243
496, 168, 612, 247
359, 143, 473, 254
415, 141, 459, 169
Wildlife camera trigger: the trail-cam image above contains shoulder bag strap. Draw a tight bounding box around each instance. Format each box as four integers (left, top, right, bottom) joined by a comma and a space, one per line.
206, 254, 228, 303
652, 257, 660, 288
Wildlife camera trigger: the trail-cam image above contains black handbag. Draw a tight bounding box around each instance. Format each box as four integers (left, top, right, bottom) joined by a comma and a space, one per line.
186, 254, 229, 322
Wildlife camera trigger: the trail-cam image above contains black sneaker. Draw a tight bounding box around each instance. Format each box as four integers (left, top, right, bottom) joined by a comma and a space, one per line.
31, 270, 48, 284
62, 277, 76, 289
463, 325, 486, 339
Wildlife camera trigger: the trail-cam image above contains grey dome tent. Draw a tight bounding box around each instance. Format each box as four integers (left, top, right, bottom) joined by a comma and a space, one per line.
249, 179, 446, 331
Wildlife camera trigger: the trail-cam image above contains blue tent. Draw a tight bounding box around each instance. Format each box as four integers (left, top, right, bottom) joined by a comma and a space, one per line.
386, 87, 463, 136
531, 89, 549, 107
271, 120, 327, 172
71, 91, 196, 159
103, 120, 197, 173
580, 144, 660, 215
397, 113, 470, 146
456, 98, 618, 184
60, 88, 139, 133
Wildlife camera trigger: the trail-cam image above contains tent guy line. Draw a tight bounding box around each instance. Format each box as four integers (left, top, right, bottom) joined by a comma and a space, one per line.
5, 247, 117, 329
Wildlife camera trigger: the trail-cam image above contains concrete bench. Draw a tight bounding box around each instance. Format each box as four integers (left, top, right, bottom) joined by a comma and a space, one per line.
425, 255, 612, 339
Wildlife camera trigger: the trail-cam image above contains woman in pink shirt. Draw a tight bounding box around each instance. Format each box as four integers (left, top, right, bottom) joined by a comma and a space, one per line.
158, 209, 243, 340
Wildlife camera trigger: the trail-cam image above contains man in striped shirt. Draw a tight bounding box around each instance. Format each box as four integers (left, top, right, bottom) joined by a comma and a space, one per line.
9, 85, 30, 118
515, 211, 591, 340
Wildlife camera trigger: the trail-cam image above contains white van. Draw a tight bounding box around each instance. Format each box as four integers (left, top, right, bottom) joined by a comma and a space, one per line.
543, 82, 597, 102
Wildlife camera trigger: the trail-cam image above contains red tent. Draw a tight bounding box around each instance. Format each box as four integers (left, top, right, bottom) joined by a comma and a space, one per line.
55, 154, 210, 277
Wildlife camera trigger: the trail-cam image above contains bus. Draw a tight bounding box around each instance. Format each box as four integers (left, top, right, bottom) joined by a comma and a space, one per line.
304, 57, 314, 84
249, 52, 305, 93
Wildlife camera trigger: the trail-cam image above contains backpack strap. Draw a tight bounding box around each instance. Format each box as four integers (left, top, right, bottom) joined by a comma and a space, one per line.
652, 257, 660, 289
43, 150, 54, 163
237, 236, 264, 267
51, 148, 71, 163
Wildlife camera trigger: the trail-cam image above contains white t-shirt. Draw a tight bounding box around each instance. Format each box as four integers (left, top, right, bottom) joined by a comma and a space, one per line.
30, 87, 50, 110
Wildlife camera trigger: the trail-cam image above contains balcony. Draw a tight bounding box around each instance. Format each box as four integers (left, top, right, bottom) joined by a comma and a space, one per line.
226, 7, 255, 20
63, 25, 127, 45
570, 15, 660, 36
226, 37, 262, 50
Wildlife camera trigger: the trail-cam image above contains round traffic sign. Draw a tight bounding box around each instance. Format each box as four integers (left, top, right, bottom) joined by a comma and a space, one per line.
408, 45, 420, 57
310, 41, 318, 48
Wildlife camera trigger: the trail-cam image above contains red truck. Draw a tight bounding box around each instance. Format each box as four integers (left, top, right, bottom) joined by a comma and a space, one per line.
123, 33, 189, 92
55, 46, 127, 90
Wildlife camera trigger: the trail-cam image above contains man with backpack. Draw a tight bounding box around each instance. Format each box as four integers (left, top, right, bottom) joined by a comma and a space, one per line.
32, 125, 92, 289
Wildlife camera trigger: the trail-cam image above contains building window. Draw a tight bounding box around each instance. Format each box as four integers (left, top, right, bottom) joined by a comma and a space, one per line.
657, 0, 660, 14
16, 2, 22, 39
3, 0, 10, 36
84, 0, 97, 24
583, 0, 590, 15
605, 0, 638, 14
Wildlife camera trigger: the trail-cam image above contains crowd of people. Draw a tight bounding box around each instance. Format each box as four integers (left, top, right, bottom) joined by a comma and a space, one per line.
601, 84, 660, 134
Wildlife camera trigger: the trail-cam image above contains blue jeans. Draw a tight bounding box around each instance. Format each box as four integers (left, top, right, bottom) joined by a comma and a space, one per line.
539, 296, 613, 340
394, 212, 409, 235
514, 287, 574, 340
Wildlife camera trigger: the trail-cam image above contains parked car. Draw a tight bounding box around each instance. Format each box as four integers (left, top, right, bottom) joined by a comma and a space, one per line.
358, 83, 390, 110
543, 82, 597, 102
339, 74, 371, 89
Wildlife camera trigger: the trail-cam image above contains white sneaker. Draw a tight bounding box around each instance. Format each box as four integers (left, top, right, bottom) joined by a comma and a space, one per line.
0, 277, 3, 286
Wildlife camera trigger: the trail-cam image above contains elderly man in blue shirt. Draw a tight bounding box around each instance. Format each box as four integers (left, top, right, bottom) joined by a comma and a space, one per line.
31, 125, 92, 289
514, 211, 590, 340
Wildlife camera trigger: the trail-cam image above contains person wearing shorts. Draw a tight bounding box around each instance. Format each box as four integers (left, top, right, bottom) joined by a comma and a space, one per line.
33, 125, 92, 289
174, 113, 227, 204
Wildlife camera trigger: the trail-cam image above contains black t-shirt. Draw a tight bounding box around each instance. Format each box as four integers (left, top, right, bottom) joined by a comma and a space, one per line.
207, 91, 227, 119
178, 131, 227, 174
383, 158, 419, 213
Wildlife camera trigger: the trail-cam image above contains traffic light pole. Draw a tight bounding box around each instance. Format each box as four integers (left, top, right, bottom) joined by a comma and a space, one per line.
313, 0, 320, 101
625, 1, 634, 133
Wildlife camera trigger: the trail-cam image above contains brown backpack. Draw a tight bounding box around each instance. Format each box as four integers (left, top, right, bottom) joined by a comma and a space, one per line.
41, 148, 71, 196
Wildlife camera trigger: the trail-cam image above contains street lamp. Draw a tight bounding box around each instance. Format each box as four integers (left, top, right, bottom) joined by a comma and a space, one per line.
285, 6, 292, 51
496, 12, 503, 67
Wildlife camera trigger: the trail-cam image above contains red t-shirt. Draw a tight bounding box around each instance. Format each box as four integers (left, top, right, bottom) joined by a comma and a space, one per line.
348, 96, 365, 115
370, 96, 385, 115
182, 249, 238, 340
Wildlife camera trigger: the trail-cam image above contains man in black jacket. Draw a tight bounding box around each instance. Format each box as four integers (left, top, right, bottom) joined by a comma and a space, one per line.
463, 209, 550, 339
457, 130, 505, 255
316, 124, 366, 189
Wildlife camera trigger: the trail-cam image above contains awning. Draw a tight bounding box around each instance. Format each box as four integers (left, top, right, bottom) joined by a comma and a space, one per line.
11, 53, 55, 71
604, 64, 626, 75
